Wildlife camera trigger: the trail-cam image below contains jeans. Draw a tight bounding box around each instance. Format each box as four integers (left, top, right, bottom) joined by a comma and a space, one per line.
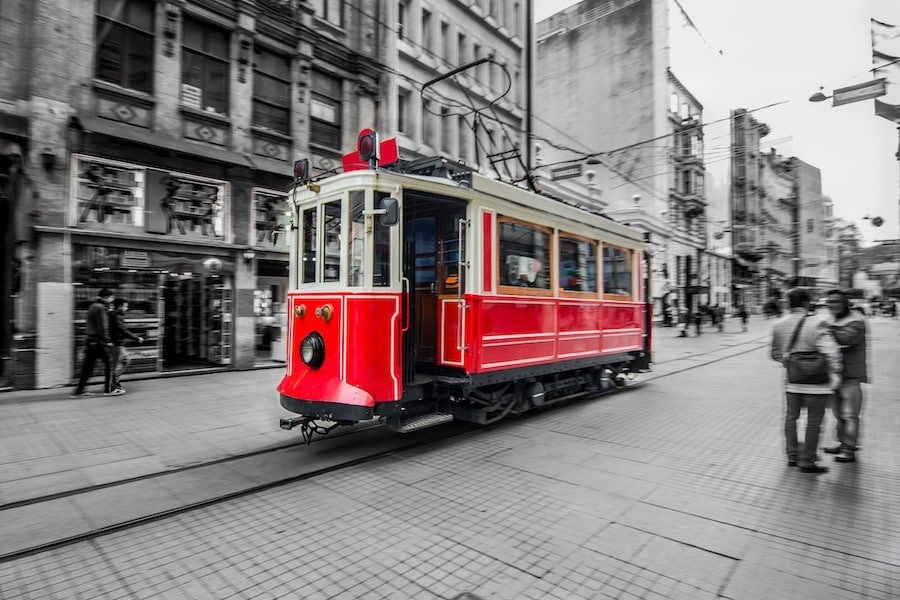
111, 345, 131, 388
785, 392, 828, 466
75, 342, 112, 394
832, 379, 863, 451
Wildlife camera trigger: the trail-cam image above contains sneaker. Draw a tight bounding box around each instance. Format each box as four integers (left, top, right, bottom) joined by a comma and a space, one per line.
70, 391, 94, 398
115, 385, 125, 393
104, 388, 126, 396
823, 445, 845, 454
834, 451, 856, 463
800, 464, 829, 474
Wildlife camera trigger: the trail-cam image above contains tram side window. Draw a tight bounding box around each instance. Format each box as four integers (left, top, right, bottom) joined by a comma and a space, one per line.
373, 192, 392, 287
323, 200, 342, 282
603, 245, 633, 298
349, 191, 365, 286
301, 207, 317, 284
559, 235, 598, 293
498, 218, 550, 291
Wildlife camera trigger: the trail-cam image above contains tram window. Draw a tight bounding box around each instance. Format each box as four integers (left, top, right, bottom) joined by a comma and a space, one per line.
373, 192, 392, 287
603, 245, 633, 298
349, 191, 365, 286
322, 200, 342, 282
559, 235, 598, 293
498, 218, 550, 292
301, 207, 317, 284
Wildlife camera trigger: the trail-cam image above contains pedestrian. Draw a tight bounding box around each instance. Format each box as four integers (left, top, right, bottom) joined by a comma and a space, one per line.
678, 304, 688, 337
693, 306, 702, 336
715, 304, 725, 332
770, 287, 842, 473
738, 305, 749, 332
823, 289, 868, 463
72, 289, 121, 397
109, 298, 144, 394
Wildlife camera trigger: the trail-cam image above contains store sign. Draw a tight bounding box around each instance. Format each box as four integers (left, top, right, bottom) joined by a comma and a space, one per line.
120, 250, 150, 268
832, 78, 886, 107
551, 164, 582, 181
71, 155, 229, 243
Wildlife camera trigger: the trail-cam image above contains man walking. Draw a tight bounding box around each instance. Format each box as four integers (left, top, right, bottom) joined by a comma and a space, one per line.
72, 289, 122, 397
771, 288, 842, 473
824, 289, 868, 463
109, 298, 144, 394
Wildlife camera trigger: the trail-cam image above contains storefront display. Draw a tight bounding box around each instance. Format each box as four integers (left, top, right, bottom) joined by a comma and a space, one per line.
72, 245, 234, 376
254, 260, 288, 363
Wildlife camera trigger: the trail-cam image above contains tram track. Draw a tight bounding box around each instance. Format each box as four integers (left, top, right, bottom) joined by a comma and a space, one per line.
0, 336, 770, 564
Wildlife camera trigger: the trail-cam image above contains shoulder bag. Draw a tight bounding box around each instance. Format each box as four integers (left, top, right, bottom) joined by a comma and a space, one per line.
784, 314, 829, 384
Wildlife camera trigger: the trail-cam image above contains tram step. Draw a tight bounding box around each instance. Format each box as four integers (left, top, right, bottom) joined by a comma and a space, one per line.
394, 412, 454, 433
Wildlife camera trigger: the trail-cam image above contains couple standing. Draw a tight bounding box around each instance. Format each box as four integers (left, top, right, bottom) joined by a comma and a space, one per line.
770, 288, 867, 473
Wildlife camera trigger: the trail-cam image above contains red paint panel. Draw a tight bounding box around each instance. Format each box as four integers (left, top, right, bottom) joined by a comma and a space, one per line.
557, 334, 601, 358
558, 302, 601, 332
480, 338, 557, 368
438, 299, 464, 366
480, 299, 556, 337
345, 295, 402, 401
482, 211, 493, 292
602, 303, 641, 329
279, 292, 344, 394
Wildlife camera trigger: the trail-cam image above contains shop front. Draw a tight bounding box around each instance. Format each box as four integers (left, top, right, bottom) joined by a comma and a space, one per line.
72, 245, 234, 377
250, 188, 290, 365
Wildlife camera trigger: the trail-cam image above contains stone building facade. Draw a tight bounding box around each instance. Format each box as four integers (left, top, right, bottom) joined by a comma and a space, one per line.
0, 0, 385, 388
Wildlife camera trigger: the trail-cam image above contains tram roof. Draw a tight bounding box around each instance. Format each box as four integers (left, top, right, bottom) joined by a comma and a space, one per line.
293, 167, 647, 247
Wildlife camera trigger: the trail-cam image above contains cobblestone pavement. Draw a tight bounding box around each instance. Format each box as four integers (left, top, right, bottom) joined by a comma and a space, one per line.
1, 316, 898, 599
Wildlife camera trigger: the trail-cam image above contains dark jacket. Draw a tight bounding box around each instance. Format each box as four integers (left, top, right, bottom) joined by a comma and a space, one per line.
828, 311, 868, 382
85, 298, 110, 344
109, 311, 141, 346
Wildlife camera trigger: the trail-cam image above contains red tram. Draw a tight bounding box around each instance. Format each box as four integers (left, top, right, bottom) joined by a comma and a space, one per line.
278, 132, 652, 440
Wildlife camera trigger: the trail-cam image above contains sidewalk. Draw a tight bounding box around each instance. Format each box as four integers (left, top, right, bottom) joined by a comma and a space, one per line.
1, 316, 898, 600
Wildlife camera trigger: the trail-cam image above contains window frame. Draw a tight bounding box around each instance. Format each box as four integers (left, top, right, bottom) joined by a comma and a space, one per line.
496, 216, 554, 298
181, 17, 230, 115
557, 231, 599, 299
602, 243, 635, 301
252, 45, 292, 135
310, 71, 343, 149
94, 0, 155, 93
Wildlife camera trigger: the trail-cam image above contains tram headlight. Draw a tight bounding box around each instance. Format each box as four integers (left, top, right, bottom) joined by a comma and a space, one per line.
299, 332, 325, 369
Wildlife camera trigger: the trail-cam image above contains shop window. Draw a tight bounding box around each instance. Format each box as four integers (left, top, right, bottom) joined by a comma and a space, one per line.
95, 0, 155, 93
146, 173, 225, 240
181, 18, 229, 115
559, 235, 598, 294
498, 217, 550, 293
323, 200, 342, 282
374, 192, 392, 287
311, 71, 342, 149
253, 46, 291, 134
253, 189, 288, 250
349, 191, 366, 286
301, 207, 317, 284
603, 245, 633, 299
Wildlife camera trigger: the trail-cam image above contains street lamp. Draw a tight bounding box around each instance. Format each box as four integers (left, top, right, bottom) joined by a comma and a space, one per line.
808, 87, 831, 103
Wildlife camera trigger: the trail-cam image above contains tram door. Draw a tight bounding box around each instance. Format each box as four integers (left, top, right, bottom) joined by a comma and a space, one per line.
402, 193, 466, 375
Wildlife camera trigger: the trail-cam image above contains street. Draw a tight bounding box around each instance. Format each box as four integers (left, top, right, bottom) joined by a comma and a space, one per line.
0, 315, 898, 599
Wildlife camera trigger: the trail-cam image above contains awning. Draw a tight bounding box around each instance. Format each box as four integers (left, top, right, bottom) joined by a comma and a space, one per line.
0, 113, 28, 140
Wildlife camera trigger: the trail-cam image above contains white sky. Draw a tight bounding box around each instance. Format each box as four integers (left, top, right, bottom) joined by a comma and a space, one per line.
534, 0, 900, 244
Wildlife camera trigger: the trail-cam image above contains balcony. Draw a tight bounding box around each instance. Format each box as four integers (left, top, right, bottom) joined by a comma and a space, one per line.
735, 242, 763, 262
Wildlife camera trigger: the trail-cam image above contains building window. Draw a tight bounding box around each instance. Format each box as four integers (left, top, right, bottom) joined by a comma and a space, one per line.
559, 235, 598, 293
311, 71, 342, 149
670, 92, 679, 114
512, 2, 520, 36
398, 0, 408, 40
473, 42, 482, 82
457, 31, 467, 64
95, 0, 155, 93
314, 0, 343, 27
441, 21, 450, 60
498, 218, 551, 292
441, 106, 452, 153
422, 101, 436, 147
421, 7, 432, 53
253, 47, 291, 134
458, 114, 468, 160
398, 88, 411, 135
807, 218, 814, 233
181, 18, 229, 115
